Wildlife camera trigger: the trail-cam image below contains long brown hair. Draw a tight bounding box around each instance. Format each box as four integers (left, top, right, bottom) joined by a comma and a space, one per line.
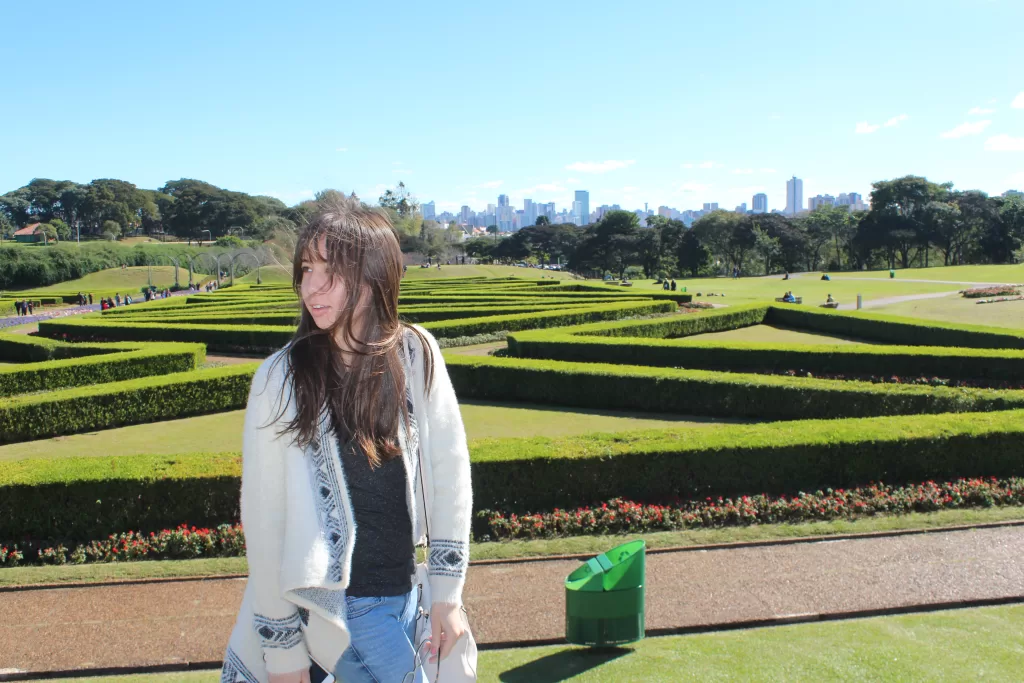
272, 192, 433, 466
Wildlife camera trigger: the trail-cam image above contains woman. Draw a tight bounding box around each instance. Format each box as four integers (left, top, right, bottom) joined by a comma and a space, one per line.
221, 194, 472, 683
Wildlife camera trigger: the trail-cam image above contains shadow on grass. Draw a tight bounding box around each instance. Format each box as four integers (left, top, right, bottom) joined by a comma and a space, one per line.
497, 646, 633, 682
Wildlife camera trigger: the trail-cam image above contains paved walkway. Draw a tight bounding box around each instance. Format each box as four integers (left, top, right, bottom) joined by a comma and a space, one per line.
836, 289, 962, 311
0, 289, 198, 331
1, 525, 1021, 677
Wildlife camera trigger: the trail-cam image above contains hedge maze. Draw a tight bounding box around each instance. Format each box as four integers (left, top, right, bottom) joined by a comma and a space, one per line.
3, 276, 1023, 551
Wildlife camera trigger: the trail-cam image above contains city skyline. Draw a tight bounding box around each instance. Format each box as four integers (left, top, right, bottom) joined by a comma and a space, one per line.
419, 176, 874, 229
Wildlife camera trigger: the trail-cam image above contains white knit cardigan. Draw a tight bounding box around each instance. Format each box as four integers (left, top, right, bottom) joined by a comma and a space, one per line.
220, 326, 472, 682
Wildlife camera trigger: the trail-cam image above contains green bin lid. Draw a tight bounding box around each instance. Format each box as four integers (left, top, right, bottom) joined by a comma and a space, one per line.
565, 540, 645, 593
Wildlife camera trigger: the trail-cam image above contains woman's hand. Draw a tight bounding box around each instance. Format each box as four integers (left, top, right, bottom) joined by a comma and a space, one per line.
429, 602, 467, 662
269, 669, 311, 683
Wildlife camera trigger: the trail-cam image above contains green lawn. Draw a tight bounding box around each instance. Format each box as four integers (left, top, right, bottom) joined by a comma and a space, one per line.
6, 506, 1022, 587
41, 604, 1024, 682
873, 293, 1024, 330
829, 264, 1024, 283
685, 324, 883, 345
0, 401, 729, 462
22, 266, 196, 294
649, 274, 960, 308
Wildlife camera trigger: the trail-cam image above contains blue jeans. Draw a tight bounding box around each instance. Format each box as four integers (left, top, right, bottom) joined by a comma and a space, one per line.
334, 589, 426, 683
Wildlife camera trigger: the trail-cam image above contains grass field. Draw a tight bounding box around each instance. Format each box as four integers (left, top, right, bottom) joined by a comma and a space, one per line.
685, 324, 884, 345
21, 266, 197, 294
40, 604, 1024, 682
873, 293, 1024, 329
825, 264, 1024, 283
0, 401, 732, 462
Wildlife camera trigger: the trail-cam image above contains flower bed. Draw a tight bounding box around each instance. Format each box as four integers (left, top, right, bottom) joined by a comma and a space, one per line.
962, 286, 1020, 298
475, 477, 1024, 541
0, 524, 244, 568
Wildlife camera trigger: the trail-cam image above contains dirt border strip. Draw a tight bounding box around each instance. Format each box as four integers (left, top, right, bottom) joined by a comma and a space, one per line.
2, 518, 1022, 594
3, 595, 1022, 681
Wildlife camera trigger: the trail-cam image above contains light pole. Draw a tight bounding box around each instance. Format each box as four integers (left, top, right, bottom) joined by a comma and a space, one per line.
201, 230, 212, 246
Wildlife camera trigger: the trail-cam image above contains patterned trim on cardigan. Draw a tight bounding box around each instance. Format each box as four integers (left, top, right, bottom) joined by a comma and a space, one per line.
306, 407, 349, 583
221, 647, 260, 683
252, 612, 303, 650
429, 539, 468, 579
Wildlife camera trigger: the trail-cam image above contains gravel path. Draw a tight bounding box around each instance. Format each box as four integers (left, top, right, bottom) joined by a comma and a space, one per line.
1, 525, 1021, 676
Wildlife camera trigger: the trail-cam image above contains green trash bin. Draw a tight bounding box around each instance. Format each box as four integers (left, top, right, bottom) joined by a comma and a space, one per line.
565, 540, 646, 646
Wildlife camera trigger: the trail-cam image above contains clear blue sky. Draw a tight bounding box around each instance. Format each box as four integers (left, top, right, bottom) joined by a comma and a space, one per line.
2, 0, 1022, 215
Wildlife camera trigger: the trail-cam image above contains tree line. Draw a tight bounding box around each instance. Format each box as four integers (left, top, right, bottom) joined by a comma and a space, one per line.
0, 178, 307, 243
464, 176, 1024, 278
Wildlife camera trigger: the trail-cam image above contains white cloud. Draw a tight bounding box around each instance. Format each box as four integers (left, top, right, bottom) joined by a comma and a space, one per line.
622, 186, 639, 192
940, 120, 992, 139
479, 180, 503, 189
335, 147, 348, 152
681, 161, 722, 169
566, 178, 580, 184
1012, 92, 1024, 109
732, 168, 754, 175
759, 168, 777, 173
393, 169, 414, 174
565, 160, 636, 173
674, 182, 712, 195
968, 107, 995, 115
392, 161, 403, 166
986, 134, 1024, 152
856, 114, 908, 134
769, 114, 782, 120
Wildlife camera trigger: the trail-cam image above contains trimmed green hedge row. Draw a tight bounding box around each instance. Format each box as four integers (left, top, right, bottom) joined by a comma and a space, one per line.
0, 340, 206, 397
38, 318, 296, 353
5, 409, 1023, 541
442, 354, 1024, 420
507, 331, 1024, 382
0, 363, 257, 444
39, 300, 675, 348
422, 301, 676, 337
765, 306, 1024, 349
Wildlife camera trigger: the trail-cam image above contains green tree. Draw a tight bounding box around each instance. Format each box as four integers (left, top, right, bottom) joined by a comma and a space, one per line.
49, 218, 72, 242
102, 220, 121, 240
867, 176, 950, 268
751, 222, 782, 274
535, 215, 550, 226
378, 182, 418, 217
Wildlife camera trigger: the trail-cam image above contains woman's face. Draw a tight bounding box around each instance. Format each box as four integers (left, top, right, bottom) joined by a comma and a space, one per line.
300, 237, 349, 331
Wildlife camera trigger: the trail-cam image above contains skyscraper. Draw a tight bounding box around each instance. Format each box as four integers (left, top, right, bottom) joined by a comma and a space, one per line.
785, 176, 804, 216
574, 190, 590, 226
460, 205, 472, 225
421, 201, 435, 221
752, 193, 768, 214
524, 199, 536, 227
702, 203, 719, 212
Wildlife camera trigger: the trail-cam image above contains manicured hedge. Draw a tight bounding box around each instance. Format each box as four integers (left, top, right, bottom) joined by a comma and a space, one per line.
0, 341, 206, 397
421, 301, 676, 338
5, 409, 1024, 541
765, 306, 1024, 349
0, 363, 257, 444
0, 453, 242, 541
507, 331, 1024, 382
38, 300, 674, 347
38, 318, 295, 353
442, 355, 1024, 420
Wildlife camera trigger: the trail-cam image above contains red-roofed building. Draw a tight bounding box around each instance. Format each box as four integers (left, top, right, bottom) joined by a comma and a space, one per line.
14, 223, 44, 243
